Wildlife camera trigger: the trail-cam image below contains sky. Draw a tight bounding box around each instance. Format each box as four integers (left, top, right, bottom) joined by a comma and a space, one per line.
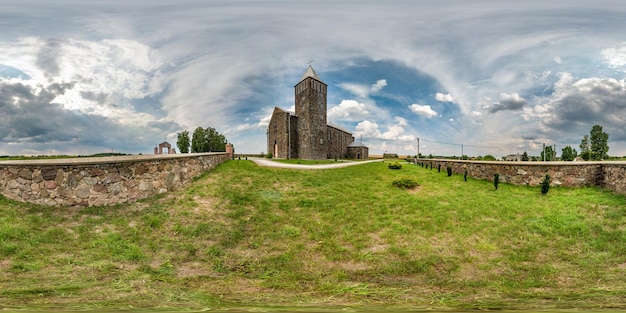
1, 1, 626, 158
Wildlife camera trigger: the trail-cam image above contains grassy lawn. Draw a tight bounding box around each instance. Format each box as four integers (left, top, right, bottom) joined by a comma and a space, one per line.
1, 160, 626, 310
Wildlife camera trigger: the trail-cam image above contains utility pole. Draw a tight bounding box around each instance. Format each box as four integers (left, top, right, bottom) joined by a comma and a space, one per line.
417, 138, 420, 160
461, 144, 464, 159
543, 143, 545, 161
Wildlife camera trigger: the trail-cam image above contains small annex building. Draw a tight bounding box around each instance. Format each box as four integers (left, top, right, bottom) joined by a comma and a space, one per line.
267, 66, 368, 160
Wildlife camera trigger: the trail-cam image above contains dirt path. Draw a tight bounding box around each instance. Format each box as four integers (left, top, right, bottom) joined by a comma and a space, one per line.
250, 158, 383, 169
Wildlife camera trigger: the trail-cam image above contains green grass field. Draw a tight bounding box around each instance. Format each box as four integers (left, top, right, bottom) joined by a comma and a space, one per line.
1, 160, 626, 310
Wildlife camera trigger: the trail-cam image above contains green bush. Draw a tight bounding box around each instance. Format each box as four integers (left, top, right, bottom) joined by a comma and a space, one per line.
392, 178, 419, 189
493, 173, 500, 189
541, 174, 550, 195
388, 162, 402, 170
266, 153, 273, 159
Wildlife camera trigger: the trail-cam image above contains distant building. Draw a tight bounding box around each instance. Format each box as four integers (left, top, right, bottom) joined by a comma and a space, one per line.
154, 141, 176, 154
267, 65, 368, 160
504, 153, 521, 161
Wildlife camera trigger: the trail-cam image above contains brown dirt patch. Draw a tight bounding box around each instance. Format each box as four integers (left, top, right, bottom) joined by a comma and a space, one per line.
406, 185, 422, 194
176, 261, 216, 278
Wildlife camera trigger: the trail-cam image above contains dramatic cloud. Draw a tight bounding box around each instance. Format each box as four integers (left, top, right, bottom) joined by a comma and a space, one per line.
541, 77, 626, 139
408, 103, 438, 118
486, 93, 527, 113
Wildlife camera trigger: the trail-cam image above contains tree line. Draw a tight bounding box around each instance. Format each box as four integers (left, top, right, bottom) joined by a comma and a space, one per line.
518, 124, 609, 161
176, 126, 227, 153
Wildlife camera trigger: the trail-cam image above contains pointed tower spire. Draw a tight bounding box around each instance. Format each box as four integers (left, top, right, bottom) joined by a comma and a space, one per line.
299, 65, 322, 83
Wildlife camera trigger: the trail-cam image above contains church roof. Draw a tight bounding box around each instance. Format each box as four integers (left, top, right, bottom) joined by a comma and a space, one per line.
299, 65, 323, 83
348, 141, 368, 148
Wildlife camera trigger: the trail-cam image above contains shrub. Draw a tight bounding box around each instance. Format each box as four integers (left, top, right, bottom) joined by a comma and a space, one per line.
494, 173, 500, 190
392, 178, 419, 189
266, 153, 273, 159
541, 174, 550, 195
388, 162, 402, 170
447, 166, 452, 177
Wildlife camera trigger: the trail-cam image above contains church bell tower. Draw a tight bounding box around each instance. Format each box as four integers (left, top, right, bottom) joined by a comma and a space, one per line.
295, 65, 327, 160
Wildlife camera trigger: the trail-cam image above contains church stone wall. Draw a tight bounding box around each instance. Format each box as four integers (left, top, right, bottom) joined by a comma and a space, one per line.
347, 146, 369, 160
327, 126, 354, 159
267, 108, 299, 159
0, 153, 229, 207
268, 108, 289, 158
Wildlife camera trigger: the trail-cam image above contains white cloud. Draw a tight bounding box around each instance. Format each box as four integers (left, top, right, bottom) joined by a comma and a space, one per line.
338, 82, 370, 98
471, 110, 482, 117
353, 117, 413, 142
435, 92, 454, 102
602, 44, 626, 69
354, 120, 381, 138
328, 99, 371, 122
370, 79, 387, 93
408, 103, 438, 118
338, 79, 387, 98
258, 114, 272, 128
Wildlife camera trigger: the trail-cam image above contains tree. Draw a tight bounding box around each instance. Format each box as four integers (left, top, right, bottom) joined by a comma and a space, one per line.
521, 151, 529, 161
204, 127, 227, 152
176, 130, 190, 153
191, 126, 228, 153
579, 135, 590, 161
541, 145, 555, 161
590, 124, 609, 160
483, 155, 496, 161
191, 127, 208, 153
561, 145, 577, 161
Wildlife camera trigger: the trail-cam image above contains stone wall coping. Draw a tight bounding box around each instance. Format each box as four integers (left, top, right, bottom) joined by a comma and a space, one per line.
0, 152, 227, 167
421, 159, 626, 166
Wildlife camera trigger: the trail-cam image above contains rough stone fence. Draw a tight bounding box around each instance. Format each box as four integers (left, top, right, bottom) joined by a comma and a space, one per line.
418, 159, 626, 195
0, 153, 230, 207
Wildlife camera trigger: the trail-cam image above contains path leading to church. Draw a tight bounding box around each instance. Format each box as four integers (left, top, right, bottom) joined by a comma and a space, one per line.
250, 158, 383, 169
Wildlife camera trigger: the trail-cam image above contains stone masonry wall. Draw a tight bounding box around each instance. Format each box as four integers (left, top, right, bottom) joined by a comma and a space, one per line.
0, 153, 229, 207
327, 125, 354, 159
602, 164, 626, 195
422, 159, 626, 195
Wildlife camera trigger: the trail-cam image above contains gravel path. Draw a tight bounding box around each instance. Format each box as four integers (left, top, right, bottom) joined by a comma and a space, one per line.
250, 158, 383, 169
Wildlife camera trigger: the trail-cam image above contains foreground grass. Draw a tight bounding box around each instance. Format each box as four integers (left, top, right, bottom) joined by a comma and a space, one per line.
2, 160, 626, 310
269, 158, 344, 165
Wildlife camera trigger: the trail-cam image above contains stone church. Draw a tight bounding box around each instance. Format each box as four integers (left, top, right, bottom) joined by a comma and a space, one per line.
267, 66, 368, 160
